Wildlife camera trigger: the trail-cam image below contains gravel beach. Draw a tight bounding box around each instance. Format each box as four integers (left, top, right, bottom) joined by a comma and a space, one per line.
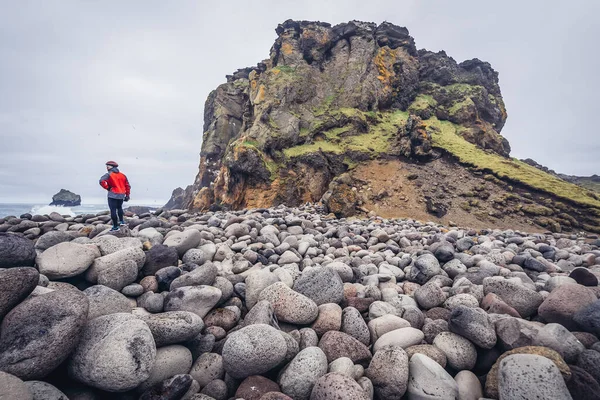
1, 205, 599, 399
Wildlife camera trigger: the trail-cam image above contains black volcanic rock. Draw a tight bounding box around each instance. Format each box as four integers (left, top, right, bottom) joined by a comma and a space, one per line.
50, 189, 81, 206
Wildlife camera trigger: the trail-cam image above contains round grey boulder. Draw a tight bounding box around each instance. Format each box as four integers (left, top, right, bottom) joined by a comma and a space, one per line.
85, 246, 145, 283
498, 354, 572, 400
0, 233, 36, 268
140, 311, 204, 346
97, 259, 138, 291
408, 353, 458, 399
407, 254, 441, 284
83, 285, 131, 320
259, 282, 319, 325
0, 267, 39, 320
37, 242, 100, 279
164, 229, 202, 257
366, 346, 409, 399
448, 305, 497, 349
170, 263, 218, 290
24, 381, 68, 400
433, 332, 477, 370
222, 324, 287, 379
164, 285, 222, 318
278, 346, 328, 400
137, 345, 193, 392
68, 313, 157, 392
310, 372, 369, 400
293, 267, 344, 306
0, 289, 89, 379
0, 371, 33, 400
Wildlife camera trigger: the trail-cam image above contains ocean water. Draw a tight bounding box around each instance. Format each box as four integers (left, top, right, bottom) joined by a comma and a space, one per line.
0, 203, 156, 218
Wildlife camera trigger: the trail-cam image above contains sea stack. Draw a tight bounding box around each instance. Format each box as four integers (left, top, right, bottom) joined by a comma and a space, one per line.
50, 189, 81, 206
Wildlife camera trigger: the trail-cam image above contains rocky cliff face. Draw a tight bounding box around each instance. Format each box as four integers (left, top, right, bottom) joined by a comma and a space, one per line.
181, 20, 600, 233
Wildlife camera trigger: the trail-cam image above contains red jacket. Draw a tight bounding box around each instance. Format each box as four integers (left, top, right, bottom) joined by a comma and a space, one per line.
99, 168, 130, 199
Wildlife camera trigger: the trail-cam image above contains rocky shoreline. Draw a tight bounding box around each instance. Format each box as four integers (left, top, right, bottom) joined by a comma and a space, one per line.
1, 205, 600, 399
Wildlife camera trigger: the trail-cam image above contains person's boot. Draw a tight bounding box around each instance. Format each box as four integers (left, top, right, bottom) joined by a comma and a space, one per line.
110, 225, 120, 231
119, 220, 126, 226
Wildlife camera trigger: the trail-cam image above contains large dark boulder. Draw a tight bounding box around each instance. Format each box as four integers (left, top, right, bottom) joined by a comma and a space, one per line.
49, 189, 81, 206
0, 267, 39, 320
0, 289, 89, 379
0, 233, 36, 268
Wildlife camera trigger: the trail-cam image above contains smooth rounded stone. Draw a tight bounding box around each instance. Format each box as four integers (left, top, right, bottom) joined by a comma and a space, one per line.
34, 230, 72, 251
200, 379, 227, 400
140, 374, 194, 400
311, 303, 342, 337
156, 266, 182, 291
572, 331, 599, 348
0, 371, 33, 400
310, 372, 369, 400
443, 293, 479, 310
141, 311, 204, 346
24, 380, 68, 400
293, 267, 344, 306
566, 365, 600, 400
36, 242, 99, 279
0, 289, 89, 380
141, 292, 165, 313
442, 259, 467, 279
85, 246, 145, 283
481, 292, 521, 317
97, 259, 138, 291
432, 331, 477, 370
222, 324, 287, 379
373, 327, 425, 353
326, 261, 354, 282
141, 275, 160, 292
341, 307, 370, 346
498, 354, 572, 400
574, 300, 600, 336
366, 346, 409, 399
407, 254, 442, 284
483, 278, 544, 317
245, 268, 280, 309
407, 353, 459, 400
278, 250, 301, 264
577, 349, 600, 384
259, 282, 319, 325
142, 244, 179, 276
94, 236, 142, 255
273, 267, 294, 287
545, 276, 577, 291
164, 285, 222, 319
182, 248, 207, 266
454, 370, 482, 400
0, 267, 39, 319
484, 346, 572, 398
204, 307, 239, 331
534, 323, 586, 363
138, 345, 193, 392
328, 357, 355, 377
170, 263, 218, 290
494, 317, 541, 350
68, 313, 156, 392
300, 328, 319, 350
236, 375, 280, 400
414, 281, 446, 309
83, 284, 131, 319
570, 267, 599, 287
319, 331, 372, 367
425, 307, 452, 321
368, 301, 401, 319
279, 346, 328, 400
448, 305, 497, 349
0, 233, 36, 267
122, 283, 145, 296
368, 315, 412, 343
405, 345, 447, 368
164, 229, 202, 257
189, 353, 225, 388
243, 299, 277, 327
538, 283, 597, 330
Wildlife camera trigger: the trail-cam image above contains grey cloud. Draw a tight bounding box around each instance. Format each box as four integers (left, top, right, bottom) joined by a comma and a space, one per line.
0, 0, 598, 204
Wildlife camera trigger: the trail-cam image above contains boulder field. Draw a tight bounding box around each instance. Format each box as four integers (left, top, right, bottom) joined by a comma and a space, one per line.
0, 205, 600, 399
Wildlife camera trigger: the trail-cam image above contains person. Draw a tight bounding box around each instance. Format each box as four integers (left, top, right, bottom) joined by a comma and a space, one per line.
99, 161, 131, 231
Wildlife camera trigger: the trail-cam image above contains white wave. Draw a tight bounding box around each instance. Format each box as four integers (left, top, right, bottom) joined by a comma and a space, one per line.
30, 205, 76, 217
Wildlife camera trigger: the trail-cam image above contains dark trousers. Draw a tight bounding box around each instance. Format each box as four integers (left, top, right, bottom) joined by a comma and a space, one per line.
108, 198, 124, 227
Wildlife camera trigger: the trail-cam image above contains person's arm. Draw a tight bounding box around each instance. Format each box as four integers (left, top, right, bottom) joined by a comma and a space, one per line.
125, 176, 131, 196
99, 173, 111, 190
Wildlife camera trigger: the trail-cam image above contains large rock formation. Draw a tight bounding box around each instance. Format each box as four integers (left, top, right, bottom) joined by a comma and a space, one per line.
50, 189, 81, 207
181, 20, 600, 233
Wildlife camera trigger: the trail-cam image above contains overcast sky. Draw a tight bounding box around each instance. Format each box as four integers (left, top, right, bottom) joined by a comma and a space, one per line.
1, 1, 598, 205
